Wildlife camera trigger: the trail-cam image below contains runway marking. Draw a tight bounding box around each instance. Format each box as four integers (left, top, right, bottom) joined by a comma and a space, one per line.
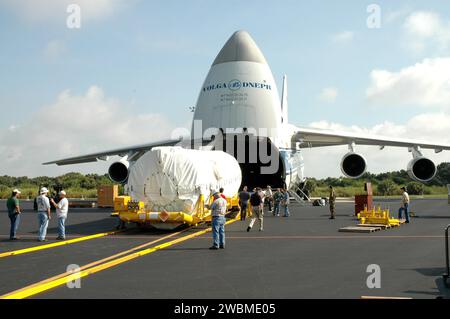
2, 234, 440, 243
361, 296, 413, 300
189, 235, 444, 240
1, 219, 237, 299
0, 234, 164, 240
0, 235, 83, 239
0, 228, 189, 299
5, 234, 437, 240
0, 230, 123, 258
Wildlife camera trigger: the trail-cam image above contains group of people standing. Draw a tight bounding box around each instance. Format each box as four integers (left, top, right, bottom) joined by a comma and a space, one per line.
208, 186, 291, 250
238, 186, 291, 232
6, 187, 69, 242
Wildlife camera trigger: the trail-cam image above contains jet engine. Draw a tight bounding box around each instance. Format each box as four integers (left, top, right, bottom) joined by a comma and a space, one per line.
108, 157, 130, 184
340, 152, 367, 179
407, 157, 436, 183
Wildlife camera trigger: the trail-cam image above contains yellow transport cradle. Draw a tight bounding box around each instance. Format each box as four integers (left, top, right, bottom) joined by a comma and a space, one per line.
357, 206, 401, 227
112, 194, 241, 227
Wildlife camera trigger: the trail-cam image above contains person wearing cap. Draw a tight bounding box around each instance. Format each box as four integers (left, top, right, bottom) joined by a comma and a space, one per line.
6, 189, 22, 240
36, 187, 51, 242
398, 186, 411, 224
208, 191, 227, 250
50, 190, 69, 240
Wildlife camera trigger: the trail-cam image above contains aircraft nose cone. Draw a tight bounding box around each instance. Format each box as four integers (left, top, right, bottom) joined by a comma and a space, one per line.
212, 30, 268, 66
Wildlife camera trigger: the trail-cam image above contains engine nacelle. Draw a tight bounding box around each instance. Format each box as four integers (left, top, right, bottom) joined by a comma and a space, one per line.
108, 158, 130, 184
407, 157, 436, 183
340, 152, 367, 179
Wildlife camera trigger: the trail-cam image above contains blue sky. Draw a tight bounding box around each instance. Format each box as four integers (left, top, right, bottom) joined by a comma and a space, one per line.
1, 0, 450, 177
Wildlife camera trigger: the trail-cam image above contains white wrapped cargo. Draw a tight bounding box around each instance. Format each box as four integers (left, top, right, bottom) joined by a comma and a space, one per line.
127, 147, 242, 214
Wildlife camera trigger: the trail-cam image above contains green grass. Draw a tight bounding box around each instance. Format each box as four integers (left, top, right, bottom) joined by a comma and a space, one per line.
313, 186, 448, 198
0, 187, 98, 200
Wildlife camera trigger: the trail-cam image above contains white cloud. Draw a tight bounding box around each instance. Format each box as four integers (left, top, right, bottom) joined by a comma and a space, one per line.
303, 113, 450, 178
0, 86, 180, 177
366, 57, 450, 108
318, 87, 338, 103
404, 11, 440, 37
0, 0, 133, 22
1, 87, 449, 179
332, 31, 354, 44
403, 11, 450, 53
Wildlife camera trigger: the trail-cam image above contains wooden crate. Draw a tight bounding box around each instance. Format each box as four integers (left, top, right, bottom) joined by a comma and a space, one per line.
97, 185, 118, 208
355, 195, 373, 216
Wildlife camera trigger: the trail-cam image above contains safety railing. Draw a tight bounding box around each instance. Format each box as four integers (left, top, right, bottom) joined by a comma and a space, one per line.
288, 190, 305, 206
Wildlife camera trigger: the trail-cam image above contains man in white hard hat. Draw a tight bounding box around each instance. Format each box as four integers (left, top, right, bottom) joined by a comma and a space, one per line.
6, 189, 22, 240
51, 190, 69, 240
36, 187, 51, 242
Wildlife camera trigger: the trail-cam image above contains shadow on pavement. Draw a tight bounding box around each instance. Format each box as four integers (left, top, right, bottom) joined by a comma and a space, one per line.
26, 217, 118, 236
404, 267, 450, 299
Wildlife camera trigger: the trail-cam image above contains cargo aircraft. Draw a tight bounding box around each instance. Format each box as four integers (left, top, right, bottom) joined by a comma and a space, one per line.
44, 31, 450, 193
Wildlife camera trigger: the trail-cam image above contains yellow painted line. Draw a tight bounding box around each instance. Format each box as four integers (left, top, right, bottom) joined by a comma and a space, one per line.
0, 230, 122, 258
0, 228, 188, 298
361, 296, 413, 300
1, 219, 237, 299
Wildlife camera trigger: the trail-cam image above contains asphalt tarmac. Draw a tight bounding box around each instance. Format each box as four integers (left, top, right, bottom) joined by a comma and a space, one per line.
1, 198, 450, 299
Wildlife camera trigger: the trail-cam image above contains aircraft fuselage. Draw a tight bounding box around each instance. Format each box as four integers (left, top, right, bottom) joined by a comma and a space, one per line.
192, 31, 305, 190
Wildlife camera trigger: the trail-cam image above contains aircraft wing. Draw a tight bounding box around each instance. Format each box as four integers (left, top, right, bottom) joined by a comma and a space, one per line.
43, 138, 183, 166
292, 126, 450, 152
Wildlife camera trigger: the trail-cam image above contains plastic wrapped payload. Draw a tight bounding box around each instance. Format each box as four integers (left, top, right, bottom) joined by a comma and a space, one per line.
127, 147, 242, 214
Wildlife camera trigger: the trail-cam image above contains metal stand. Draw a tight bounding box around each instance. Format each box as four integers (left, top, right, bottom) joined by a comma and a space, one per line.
443, 225, 450, 288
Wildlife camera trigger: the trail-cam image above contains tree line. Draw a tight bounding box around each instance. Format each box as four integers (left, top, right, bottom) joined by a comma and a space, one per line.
0, 163, 449, 199
304, 162, 450, 197
0, 173, 113, 199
